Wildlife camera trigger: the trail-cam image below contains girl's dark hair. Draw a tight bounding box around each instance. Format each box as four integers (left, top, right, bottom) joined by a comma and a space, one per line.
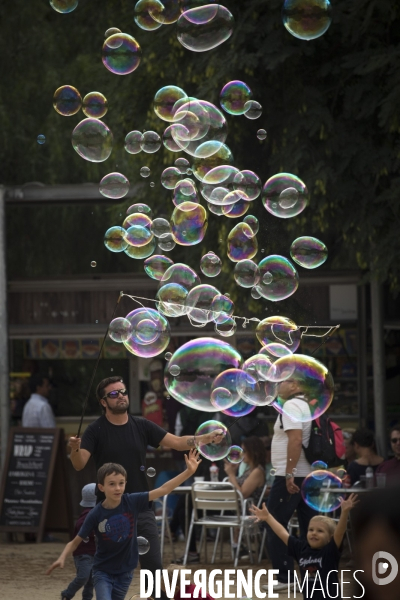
96, 376, 124, 402
351, 428, 375, 449
242, 436, 266, 468
97, 462, 127, 485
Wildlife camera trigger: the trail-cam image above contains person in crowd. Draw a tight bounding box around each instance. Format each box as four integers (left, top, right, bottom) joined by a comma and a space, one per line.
22, 372, 55, 428
61, 483, 97, 600
261, 375, 318, 593
342, 429, 357, 468
375, 424, 400, 484
47, 451, 201, 600
345, 428, 384, 486
251, 494, 359, 600
67, 376, 223, 599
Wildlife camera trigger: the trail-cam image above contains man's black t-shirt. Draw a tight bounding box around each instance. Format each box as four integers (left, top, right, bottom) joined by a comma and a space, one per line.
288, 536, 342, 600
81, 415, 167, 498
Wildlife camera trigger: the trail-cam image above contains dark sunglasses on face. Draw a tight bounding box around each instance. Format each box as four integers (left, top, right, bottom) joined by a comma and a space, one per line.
103, 388, 128, 400
390, 437, 400, 444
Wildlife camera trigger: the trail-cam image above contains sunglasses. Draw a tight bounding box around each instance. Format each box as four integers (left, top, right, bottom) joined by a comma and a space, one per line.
103, 388, 128, 400
390, 437, 400, 444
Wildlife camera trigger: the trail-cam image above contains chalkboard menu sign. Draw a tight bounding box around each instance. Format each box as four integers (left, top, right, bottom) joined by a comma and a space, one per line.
0, 428, 74, 542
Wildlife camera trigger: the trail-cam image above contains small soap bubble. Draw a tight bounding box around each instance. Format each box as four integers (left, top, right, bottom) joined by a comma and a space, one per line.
50, 0, 78, 14
137, 536, 150, 555
257, 129, 267, 141
146, 467, 156, 478
165, 352, 172, 361
175, 157, 190, 174
53, 85, 82, 116
220, 80, 252, 115
150, 182, 155, 188
251, 287, 262, 299
37, 134, 46, 145
169, 364, 181, 377
105, 27, 122, 37
141, 131, 162, 153
292, 467, 297, 475
262, 271, 273, 285
270, 468, 277, 477
140, 465, 145, 471
109, 317, 133, 343
125, 131, 143, 155
91, 261, 97, 267
282, 0, 332, 41
140, 167, 151, 178
82, 92, 108, 119
227, 445, 245, 464
244, 100, 262, 120
102, 33, 142, 75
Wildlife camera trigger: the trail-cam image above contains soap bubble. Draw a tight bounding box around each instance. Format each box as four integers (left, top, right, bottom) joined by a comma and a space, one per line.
72, 118, 113, 163
160, 264, 201, 292
192, 143, 234, 182
50, 0, 78, 13
170, 203, 208, 246
151, 219, 171, 238
215, 317, 237, 337
282, 0, 332, 41
237, 368, 277, 407
210, 387, 234, 411
211, 369, 247, 406
301, 471, 342, 513
144, 255, 174, 280
137, 536, 151, 555
243, 215, 259, 235
104, 226, 128, 252
91, 261, 97, 267
140, 167, 151, 178
147, 467, 156, 477
37, 134, 46, 144
194, 420, 231, 460
262, 173, 309, 219
270, 468, 277, 477
311, 461, 329, 479
227, 223, 258, 263
271, 354, 334, 421
262, 272, 273, 285
156, 283, 188, 317
251, 287, 262, 299
257, 129, 267, 141
242, 354, 274, 383
233, 171, 261, 201
125, 131, 143, 154
234, 260, 260, 288
134, 0, 164, 30
161, 167, 181, 189
53, 85, 81, 116
256, 255, 299, 301
220, 81, 252, 116
177, 4, 234, 52
263, 343, 293, 358
169, 364, 181, 377
102, 33, 142, 75
186, 284, 220, 324
290, 236, 328, 269
175, 157, 190, 173
227, 445, 245, 464
124, 224, 153, 248
127, 203, 153, 218
154, 86, 188, 122
203, 165, 239, 186
140, 465, 145, 471
124, 237, 157, 259
222, 197, 250, 218
164, 337, 242, 411
152, 0, 181, 23
244, 100, 262, 120
123, 212, 153, 232
99, 173, 129, 199
200, 252, 222, 277
158, 234, 176, 252
82, 92, 108, 119
163, 126, 187, 152
256, 316, 301, 352
211, 294, 234, 324
123, 307, 170, 357
109, 317, 133, 342
173, 179, 198, 206
141, 131, 161, 153
165, 352, 172, 361
105, 27, 122, 37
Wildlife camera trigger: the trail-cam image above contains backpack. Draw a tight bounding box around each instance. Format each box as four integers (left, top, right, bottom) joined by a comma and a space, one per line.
280, 412, 346, 467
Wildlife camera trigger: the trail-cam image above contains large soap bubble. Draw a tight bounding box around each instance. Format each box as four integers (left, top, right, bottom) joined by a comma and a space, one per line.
72, 118, 113, 163
170, 202, 208, 246
237, 369, 277, 407
177, 4, 234, 52
227, 222, 258, 262
234, 259, 260, 288
102, 33, 142, 75
211, 294, 234, 324
82, 92, 108, 119
125, 131, 143, 154
211, 368, 246, 406
301, 471, 342, 513
144, 255, 174, 280
104, 226, 128, 252
227, 445, 245, 464
109, 317, 133, 343
186, 284, 220, 324
53, 85, 82, 116
192, 143, 234, 182
156, 283, 188, 317
134, 0, 165, 31
124, 237, 157, 259
154, 86, 188, 122
200, 252, 222, 277
220, 81, 252, 116
161, 263, 201, 291
195, 420, 232, 460
255, 255, 299, 301
141, 131, 162, 153
234, 171, 261, 201
123, 308, 170, 357
282, 0, 332, 41
290, 236, 328, 269
262, 173, 309, 219
164, 337, 242, 411
99, 173, 129, 199
256, 316, 301, 352
50, 0, 78, 13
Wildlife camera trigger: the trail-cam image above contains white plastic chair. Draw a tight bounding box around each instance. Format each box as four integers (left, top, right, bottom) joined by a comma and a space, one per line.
154, 494, 175, 561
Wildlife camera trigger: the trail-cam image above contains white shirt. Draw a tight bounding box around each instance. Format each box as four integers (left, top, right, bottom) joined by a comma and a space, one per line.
271, 397, 312, 477
22, 393, 56, 428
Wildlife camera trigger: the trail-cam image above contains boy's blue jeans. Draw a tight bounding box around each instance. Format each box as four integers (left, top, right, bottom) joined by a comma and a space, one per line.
93, 569, 134, 600
61, 554, 94, 600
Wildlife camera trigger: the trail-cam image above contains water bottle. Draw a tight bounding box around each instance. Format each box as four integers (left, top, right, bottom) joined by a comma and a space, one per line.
210, 463, 219, 482
365, 466, 374, 489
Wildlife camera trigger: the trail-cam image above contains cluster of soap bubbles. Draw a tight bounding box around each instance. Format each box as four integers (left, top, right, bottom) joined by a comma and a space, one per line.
220, 80, 262, 120
192, 420, 245, 464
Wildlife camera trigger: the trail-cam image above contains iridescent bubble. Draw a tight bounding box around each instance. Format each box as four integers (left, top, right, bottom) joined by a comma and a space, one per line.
37, 134, 46, 144
186, 284, 220, 324
53, 85, 81, 116
177, 4, 234, 52
161, 167, 181, 189
127, 203, 153, 218
134, 0, 165, 30
164, 337, 242, 411
105, 27, 122, 37
227, 223, 258, 263
138, 536, 151, 555
140, 167, 151, 178
200, 252, 222, 277
222, 197, 250, 218
243, 215, 259, 235
256, 316, 301, 352
210, 387, 234, 411
251, 287, 262, 299
311, 461, 328, 479
215, 317, 237, 337
99, 172, 129, 199
192, 143, 234, 182
72, 118, 113, 163
257, 129, 267, 141
301, 471, 342, 513
227, 445, 245, 464
90, 261, 97, 267
175, 157, 190, 173
194, 420, 231, 460
220, 81, 252, 116
234, 259, 260, 288
109, 317, 133, 342
262, 173, 309, 219
102, 33, 142, 75
123, 307, 170, 357
170, 203, 208, 246
156, 283, 188, 317
262, 272, 273, 284
158, 234, 176, 252
244, 100, 262, 120
263, 343, 293, 358
211, 294, 234, 324
256, 255, 299, 301
147, 467, 156, 477
207, 202, 225, 216
123, 212, 153, 233
165, 352, 172, 361
144, 255, 174, 280
237, 368, 277, 407
242, 354, 274, 383
222, 396, 256, 418
290, 236, 328, 269
151, 219, 171, 238
203, 165, 239, 187
271, 354, 334, 421
50, 0, 78, 13
141, 131, 162, 153
154, 86, 188, 122
173, 179, 198, 207
124, 224, 153, 248
125, 131, 143, 155
211, 368, 247, 407
169, 364, 181, 377
233, 171, 261, 201
163, 126, 189, 152
160, 265, 201, 290
82, 92, 108, 119
124, 237, 157, 259
104, 226, 128, 253
282, 0, 332, 41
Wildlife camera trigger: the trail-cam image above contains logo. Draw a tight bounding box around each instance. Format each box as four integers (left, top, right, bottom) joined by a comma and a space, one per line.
372, 551, 398, 586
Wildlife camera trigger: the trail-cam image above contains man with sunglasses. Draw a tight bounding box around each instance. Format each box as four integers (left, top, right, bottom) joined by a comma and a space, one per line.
68, 376, 223, 600
375, 424, 400, 484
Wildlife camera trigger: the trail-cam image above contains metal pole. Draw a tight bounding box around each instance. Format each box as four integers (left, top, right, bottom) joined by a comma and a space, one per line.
0, 186, 9, 475
370, 278, 387, 457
